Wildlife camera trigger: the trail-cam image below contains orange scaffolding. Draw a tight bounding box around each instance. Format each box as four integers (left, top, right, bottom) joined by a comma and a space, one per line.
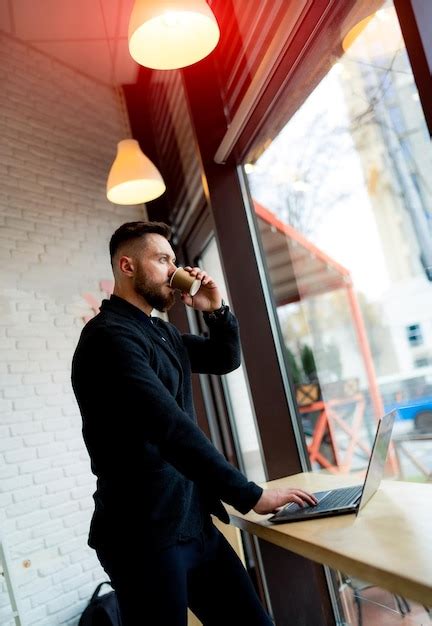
254, 200, 397, 474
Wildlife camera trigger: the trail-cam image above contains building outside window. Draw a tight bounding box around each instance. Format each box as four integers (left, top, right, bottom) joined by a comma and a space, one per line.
414, 356, 432, 369
406, 323, 423, 347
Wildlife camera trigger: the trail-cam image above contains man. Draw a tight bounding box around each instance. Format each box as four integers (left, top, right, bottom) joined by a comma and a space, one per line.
72, 221, 317, 626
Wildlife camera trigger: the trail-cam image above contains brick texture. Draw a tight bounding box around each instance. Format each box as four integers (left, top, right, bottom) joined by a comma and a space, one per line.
0, 32, 145, 625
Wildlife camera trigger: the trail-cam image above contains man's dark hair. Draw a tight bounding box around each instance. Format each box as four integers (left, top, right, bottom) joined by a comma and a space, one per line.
109, 221, 171, 265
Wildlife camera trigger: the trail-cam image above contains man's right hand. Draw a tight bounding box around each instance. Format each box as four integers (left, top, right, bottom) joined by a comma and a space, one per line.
253, 487, 318, 515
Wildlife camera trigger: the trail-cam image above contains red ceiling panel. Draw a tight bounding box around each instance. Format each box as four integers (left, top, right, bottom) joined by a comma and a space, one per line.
35, 39, 114, 85
113, 38, 139, 85
0, 0, 12, 32
1, 0, 138, 85
101, 0, 134, 39
12, 0, 107, 40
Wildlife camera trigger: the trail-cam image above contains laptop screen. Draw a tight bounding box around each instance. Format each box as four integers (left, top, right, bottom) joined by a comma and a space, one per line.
358, 410, 396, 511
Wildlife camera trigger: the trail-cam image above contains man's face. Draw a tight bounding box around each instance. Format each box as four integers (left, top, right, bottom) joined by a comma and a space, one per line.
133, 233, 177, 312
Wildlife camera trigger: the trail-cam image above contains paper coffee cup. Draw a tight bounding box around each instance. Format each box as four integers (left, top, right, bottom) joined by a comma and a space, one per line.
169, 267, 201, 296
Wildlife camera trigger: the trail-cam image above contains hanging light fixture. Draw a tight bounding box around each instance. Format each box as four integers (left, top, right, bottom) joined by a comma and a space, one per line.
342, 6, 402, 58
106, 139, 166, 205
128, 0, 220, 70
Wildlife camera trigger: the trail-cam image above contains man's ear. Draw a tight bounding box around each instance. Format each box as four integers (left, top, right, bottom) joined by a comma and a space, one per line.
119, 255, 135, 276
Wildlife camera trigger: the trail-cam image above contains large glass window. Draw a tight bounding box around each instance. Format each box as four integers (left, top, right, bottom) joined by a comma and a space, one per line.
246, 1, 431, 622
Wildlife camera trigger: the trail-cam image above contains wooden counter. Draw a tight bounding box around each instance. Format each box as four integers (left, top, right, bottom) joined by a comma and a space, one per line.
226, 472, 432, 607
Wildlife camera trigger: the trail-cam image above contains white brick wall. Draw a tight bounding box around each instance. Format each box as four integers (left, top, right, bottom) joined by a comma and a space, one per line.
0, 33, 146, 625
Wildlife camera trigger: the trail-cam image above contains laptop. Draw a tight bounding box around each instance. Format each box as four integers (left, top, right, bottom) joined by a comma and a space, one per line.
269, 409, 396, 524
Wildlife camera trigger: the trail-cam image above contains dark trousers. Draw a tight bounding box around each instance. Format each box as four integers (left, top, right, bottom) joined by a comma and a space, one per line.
95, 523, 273, 626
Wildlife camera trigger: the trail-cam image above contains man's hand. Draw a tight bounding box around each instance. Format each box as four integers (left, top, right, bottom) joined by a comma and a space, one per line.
180, 266, 223, 312
253, 487, 318, 515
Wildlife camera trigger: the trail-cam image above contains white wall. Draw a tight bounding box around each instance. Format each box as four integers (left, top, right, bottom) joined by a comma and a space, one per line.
0, 32, 145, 626
381, 276, 432, 376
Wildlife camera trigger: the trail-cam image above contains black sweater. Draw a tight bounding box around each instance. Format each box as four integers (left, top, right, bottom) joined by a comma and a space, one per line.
71, 295, 262, 551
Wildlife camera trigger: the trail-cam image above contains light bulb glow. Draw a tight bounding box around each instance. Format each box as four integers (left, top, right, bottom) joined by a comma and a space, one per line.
161, 11, 184, 27
128, 0, 220, 70
106, 139, 166, 205
107, 179, 165, 205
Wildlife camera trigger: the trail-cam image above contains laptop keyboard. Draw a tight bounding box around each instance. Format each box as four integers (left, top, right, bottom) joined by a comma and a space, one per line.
317, 485, 362, 509
278, 485, 362, 516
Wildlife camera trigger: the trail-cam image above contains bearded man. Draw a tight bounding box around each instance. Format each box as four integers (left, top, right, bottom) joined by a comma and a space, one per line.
72, 220, 316, 626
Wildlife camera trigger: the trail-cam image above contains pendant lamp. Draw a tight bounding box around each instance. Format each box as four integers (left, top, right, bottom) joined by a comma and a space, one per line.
342, 7, 402, 58
106, 139, 166, 205
128, 0, 220, 70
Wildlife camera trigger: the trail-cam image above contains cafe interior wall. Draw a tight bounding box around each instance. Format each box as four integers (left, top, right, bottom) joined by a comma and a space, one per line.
0, 32, 146, 625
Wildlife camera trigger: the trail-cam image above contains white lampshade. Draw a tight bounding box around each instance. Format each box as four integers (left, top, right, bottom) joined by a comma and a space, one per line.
128, 0, 220, 70
106, 139, 166, 205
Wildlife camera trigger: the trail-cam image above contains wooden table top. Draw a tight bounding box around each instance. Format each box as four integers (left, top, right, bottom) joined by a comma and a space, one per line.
226, 472, 432, 606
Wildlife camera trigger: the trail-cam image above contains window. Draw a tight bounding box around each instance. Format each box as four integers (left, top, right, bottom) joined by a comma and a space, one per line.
414, 357, 431, 368
407, 323, 423, 347
247, 3, 432, 474
245, 1, 432, 622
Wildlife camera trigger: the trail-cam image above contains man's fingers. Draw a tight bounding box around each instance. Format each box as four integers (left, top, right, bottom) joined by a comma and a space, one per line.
295, 489, 318, 505
282, 489, 318, 507
201, 276, 214, 286
182, 266, 217, 287
287, 494, 305, 507
185, 266, 210, 283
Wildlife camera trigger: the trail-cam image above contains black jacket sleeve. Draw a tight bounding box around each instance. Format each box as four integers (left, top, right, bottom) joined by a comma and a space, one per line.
181, 309, 241, 375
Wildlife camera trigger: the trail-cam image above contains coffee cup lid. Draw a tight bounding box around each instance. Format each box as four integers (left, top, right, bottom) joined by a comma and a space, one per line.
190, 279, 201, 297
169, 267, 179, 286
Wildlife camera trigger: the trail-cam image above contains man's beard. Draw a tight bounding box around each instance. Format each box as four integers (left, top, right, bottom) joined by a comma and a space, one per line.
133, 269, 176, 312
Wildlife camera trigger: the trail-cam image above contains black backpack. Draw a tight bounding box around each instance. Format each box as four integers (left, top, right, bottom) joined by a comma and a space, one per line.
79, 581, 122, 626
